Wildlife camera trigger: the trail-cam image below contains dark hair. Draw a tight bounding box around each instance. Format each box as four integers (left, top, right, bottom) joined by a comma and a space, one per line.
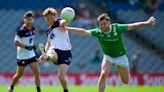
97, 13, 110, 22
24, 11, 34, 18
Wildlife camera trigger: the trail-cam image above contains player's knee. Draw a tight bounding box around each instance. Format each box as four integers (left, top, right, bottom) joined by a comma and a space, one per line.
121, 74, 130, 84
101, 70, 108, 76
100, 70, 108, 79
122, 78, 129, 84
34, 71, 40, 78
47, 50, 58, 60
58, 73, 65, 80
16, 72, 23, 77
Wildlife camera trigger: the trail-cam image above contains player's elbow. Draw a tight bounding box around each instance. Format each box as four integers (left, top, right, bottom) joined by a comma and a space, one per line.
14, 40, 19, 46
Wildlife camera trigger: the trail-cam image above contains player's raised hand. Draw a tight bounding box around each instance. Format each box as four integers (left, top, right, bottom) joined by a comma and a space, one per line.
146, 16, 156, 25
38, 55, 45, 64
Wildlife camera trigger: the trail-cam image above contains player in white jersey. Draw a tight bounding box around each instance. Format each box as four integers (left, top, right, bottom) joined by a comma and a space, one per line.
8, 11, 41, 92
38, 8, 72, 92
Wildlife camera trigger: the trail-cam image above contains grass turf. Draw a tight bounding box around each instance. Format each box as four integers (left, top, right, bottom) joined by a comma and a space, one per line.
0, 85, 163, 92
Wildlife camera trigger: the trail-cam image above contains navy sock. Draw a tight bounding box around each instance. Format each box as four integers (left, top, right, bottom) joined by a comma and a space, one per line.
64, 89, 68, 92
10, 85, 14, 90
36, 86, 41, 92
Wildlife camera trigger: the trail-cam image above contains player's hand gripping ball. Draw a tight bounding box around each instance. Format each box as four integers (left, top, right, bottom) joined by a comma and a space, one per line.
61, 7, 75, 22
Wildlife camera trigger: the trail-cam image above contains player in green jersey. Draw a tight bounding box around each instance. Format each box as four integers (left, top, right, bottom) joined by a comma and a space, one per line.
64, 13, 156, 92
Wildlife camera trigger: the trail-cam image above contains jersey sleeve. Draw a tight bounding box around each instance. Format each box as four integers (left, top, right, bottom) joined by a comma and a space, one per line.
116, 23, 128, 33
89, 28, 99, 37
17, 30, 24, 37
14, 29, 23, 41
14, 35, 21, 42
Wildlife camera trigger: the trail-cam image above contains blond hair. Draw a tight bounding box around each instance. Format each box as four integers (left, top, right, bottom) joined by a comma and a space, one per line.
43, 7, 57, 16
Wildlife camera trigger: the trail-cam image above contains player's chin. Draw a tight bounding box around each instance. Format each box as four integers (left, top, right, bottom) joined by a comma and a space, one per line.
102, 27, 106, 31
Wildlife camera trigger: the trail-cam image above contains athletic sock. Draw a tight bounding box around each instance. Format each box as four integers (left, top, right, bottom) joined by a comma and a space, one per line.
64, 89, 68, 92
10, 85, 14, 90
36, 86, 41, 92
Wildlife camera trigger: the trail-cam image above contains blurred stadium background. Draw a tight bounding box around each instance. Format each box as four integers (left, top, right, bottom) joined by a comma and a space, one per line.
0, 0, 164, 92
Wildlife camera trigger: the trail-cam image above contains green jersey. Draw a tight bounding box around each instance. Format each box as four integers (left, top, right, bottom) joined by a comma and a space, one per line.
90, 23, 128, 58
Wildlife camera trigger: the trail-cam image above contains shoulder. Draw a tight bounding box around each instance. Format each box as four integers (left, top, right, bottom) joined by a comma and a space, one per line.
112, 23, 127, 27
46, 28, 51, 36
51, 19, 62, 29
17, 26, 26, 34
112, 23, 128, 32
90, 28, 101, 36
17, 26, 35, 37
111, 23, 119, 27
89, 28, 100, 32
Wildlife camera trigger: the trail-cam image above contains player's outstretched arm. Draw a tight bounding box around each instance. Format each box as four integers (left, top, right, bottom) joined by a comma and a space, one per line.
64, 27, 92, 36
127, 16, 156, 31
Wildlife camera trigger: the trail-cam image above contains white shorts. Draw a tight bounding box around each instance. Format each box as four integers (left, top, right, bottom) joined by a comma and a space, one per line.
103, 54, 129, 67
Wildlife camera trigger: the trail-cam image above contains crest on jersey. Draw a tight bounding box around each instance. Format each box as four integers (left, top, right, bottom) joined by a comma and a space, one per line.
113, 26, 117, 36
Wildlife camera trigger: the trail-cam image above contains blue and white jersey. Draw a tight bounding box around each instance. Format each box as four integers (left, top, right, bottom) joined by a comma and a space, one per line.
47, 19, 72, 50
14, 25, 36, 59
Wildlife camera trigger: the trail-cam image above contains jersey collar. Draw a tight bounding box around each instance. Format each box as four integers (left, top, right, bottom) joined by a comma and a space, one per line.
23, 24, 33, 31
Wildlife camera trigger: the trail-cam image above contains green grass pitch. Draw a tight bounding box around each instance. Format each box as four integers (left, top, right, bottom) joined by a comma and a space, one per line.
0, 85, 163, 92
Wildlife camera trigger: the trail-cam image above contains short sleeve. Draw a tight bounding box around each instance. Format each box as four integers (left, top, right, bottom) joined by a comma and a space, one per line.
89, 28, 99, 37
14, 35, 21, 41
116, 24, 128, 33
16, 29, 24, 37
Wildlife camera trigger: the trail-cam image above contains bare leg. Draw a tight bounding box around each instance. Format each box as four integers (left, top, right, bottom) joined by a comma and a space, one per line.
98, 60, 113, 92
58, 64, 69, 92
117, 65, 130, 84
8, 66, 25, 92
29, 62, 41, 92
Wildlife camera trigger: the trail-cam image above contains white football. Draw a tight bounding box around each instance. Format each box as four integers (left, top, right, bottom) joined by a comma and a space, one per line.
61, 7, 75, 22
